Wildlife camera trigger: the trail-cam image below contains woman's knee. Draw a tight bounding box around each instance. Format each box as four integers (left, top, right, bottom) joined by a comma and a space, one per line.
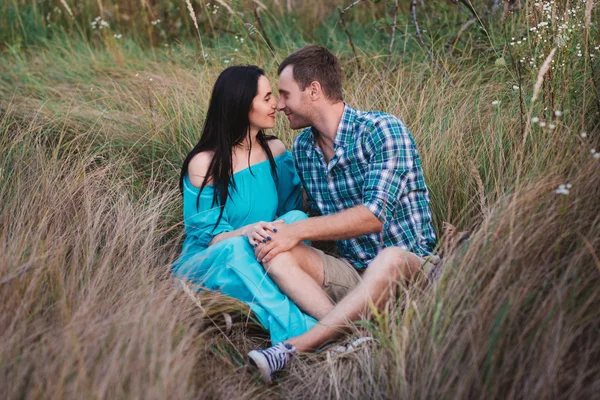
278, 210, 309, 224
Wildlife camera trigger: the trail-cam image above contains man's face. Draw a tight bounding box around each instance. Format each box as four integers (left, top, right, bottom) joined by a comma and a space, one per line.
277, 65, 313, 130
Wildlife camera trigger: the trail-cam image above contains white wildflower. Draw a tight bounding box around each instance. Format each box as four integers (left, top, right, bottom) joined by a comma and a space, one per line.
555, 183, 570, 195
581, 131, 587, 138
492, 100, 501, 105
540, 122, 547, 127
513, 85, 520, 90
554, 110, 563, 117
531, 117, 539, 123
549, 123, 556, 130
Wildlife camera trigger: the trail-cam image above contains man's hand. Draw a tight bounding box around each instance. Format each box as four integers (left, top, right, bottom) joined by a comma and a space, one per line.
254, 222, 302, 263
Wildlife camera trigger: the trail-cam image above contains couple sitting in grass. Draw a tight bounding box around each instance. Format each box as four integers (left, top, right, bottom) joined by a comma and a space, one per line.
172, 45, 438, 383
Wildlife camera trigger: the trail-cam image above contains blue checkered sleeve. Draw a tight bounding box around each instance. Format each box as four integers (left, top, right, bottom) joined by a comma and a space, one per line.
362, 118, 413, 224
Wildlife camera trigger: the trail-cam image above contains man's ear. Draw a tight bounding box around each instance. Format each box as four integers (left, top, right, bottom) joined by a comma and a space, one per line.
308, 81, 322, 101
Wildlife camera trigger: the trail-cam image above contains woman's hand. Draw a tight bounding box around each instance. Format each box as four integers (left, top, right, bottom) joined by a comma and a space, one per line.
243, 220, 285, 247
254, 222, 302, 263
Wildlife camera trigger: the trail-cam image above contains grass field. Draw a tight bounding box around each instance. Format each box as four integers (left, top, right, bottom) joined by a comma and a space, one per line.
1, 0, 599, 398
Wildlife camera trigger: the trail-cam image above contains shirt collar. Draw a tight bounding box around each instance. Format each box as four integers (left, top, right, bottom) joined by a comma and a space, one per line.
308, 103, 356, 148
333, 103, 356, 148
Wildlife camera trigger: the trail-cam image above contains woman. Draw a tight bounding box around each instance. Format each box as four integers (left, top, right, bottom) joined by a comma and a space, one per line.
172, 65, 317, 344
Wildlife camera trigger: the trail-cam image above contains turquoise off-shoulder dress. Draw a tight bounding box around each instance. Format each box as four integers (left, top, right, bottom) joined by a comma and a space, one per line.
172, 151, 317, 344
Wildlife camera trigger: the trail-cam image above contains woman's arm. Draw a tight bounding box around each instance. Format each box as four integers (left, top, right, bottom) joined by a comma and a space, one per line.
208, 220, 284, 247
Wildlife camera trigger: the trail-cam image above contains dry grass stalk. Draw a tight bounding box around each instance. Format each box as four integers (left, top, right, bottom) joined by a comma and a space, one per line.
469, 160, 487, 219
585, 0, 593, 29
252, 0, 268, 10
214, 0, 234, 14
59, 0, 74, 19
531, 47, 556, 106
179, 278, 207, 315
184, 0, 207, 61
521, 47, 557, 152
386, 0, 400, 69
96, 0, 104, 16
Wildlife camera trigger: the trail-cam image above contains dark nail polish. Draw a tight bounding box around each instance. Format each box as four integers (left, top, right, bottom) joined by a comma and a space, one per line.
267, 236, 271, 240
263, 239, 266, 243
273, 229, 277, 232
254, 243, 258, 247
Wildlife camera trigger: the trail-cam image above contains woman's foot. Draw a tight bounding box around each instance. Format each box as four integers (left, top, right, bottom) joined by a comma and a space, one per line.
248, 342, 298, 383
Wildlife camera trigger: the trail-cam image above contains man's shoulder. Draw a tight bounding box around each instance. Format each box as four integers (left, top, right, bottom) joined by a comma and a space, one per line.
355, 109, 405, 130
353, 109, 409, 141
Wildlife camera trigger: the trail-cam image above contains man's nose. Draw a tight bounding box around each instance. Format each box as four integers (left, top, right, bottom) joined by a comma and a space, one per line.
276, 98, 285, 111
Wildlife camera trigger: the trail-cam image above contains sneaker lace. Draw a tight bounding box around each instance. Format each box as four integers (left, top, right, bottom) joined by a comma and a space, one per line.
263, 343, 296, 372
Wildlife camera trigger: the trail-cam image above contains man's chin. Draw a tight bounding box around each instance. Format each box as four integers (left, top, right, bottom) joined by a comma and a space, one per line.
288, 117, 310, 130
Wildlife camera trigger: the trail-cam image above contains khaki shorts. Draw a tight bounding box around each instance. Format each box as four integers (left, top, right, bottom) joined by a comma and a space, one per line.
314, 248, 441, 303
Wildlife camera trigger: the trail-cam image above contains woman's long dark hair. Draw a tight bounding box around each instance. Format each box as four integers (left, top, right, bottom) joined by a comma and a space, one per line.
179, 65, 278, 230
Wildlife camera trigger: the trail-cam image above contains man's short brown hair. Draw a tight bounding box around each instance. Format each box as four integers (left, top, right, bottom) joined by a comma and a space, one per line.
277, 45, 343, 102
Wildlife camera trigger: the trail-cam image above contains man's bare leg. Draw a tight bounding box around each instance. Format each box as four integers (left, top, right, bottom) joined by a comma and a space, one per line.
285, 247, 421, 352
262, 243, 335, 320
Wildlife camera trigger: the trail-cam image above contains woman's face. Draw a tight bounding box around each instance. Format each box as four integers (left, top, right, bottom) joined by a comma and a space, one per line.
249, 75, 277, 132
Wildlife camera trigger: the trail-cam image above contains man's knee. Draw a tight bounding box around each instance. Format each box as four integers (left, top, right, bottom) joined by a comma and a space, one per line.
374, 247, 421, 280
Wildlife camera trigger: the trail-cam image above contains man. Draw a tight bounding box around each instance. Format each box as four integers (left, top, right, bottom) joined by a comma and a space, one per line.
248, 45, 438, 383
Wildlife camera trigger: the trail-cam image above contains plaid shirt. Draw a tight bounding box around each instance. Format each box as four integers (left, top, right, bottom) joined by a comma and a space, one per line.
293, 104, 437, 269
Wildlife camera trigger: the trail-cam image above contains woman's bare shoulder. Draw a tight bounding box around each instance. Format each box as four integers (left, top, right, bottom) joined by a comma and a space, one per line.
188, 151, 214, 187
267, 138, 287, 157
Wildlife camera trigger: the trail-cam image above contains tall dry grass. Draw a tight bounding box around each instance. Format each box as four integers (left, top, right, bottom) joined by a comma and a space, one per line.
0, 107, 277, 398
276, 160, 600, 398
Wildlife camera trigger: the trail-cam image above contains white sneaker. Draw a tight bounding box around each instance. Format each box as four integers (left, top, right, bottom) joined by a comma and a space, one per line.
248, 342, 298, 384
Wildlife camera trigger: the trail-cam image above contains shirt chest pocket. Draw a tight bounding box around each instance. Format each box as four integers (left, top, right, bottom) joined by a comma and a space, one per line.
332, 152, 367, 193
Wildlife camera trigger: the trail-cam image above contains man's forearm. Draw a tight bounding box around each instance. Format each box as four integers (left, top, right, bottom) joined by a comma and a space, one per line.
293, 205, 382, 242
